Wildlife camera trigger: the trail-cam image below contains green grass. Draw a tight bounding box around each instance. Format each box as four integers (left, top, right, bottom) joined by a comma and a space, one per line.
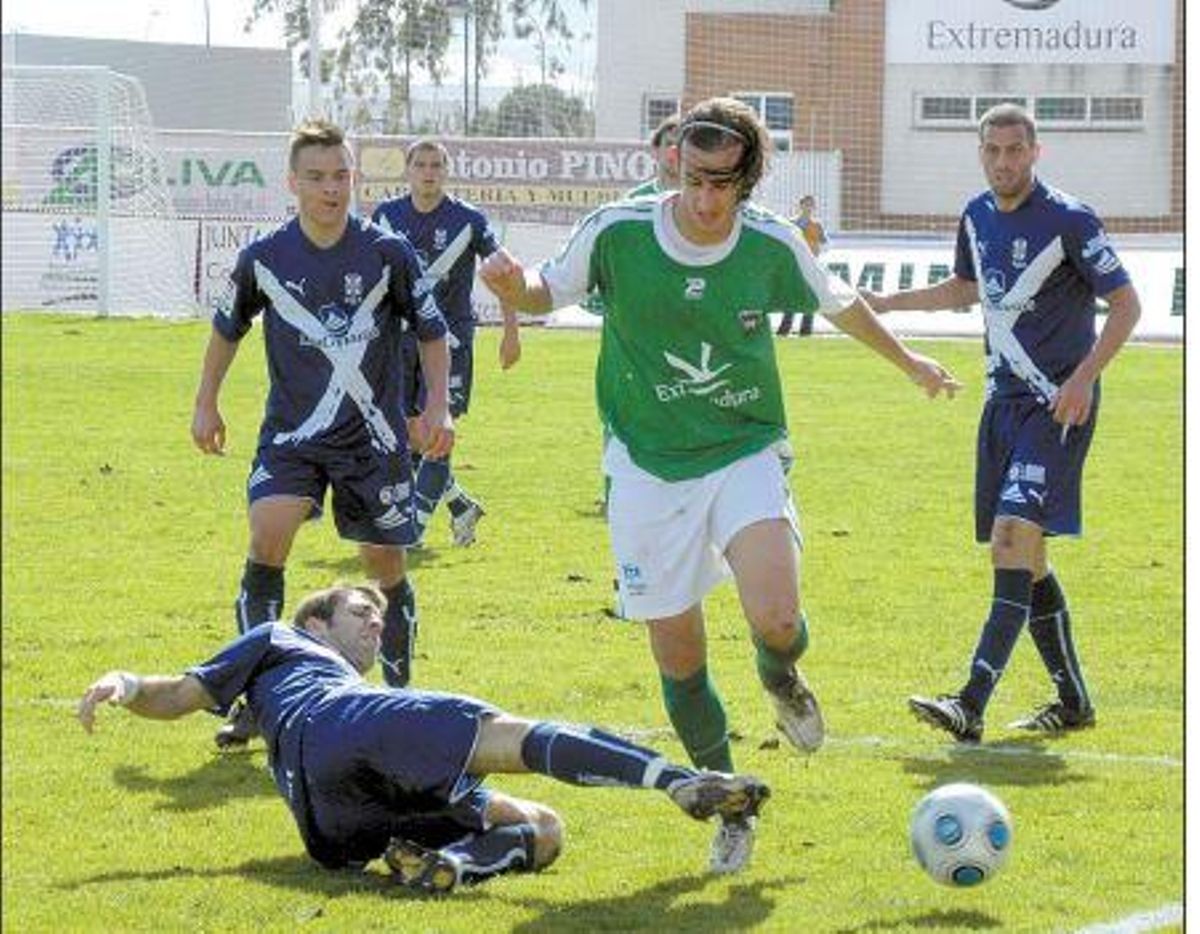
2, 315, 1182, 933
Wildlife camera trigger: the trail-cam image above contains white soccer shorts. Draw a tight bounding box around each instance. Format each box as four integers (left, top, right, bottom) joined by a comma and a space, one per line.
604, 438, 801, 621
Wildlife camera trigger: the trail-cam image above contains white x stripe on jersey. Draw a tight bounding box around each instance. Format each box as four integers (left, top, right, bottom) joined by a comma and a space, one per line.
255, 262, 399, 453
964, 216, 1061, 403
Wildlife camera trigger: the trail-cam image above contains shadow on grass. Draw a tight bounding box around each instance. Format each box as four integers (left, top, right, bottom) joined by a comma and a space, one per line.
900, 737, 1092, 789
500, 872, 804, 933
300, 548, 441, 574
834, 908, 1004, 932
112, 750, 275, 812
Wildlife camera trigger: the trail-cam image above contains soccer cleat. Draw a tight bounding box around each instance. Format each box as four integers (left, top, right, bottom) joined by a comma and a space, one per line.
1008, 700, 1096, 734
450, 501, 485, 548
214, 698, 258, 749
384, 838, 462, 894
710, 815, 757, 875
767, 668, 826, 752
908, 693, 984, 744
669, 772, 771, 822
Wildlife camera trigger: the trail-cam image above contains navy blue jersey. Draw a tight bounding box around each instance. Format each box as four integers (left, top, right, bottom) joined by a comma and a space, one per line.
188, 623, 493, 867
371, 195, 499, 332
214, 216, 447, 454
954, 179, 1130, 402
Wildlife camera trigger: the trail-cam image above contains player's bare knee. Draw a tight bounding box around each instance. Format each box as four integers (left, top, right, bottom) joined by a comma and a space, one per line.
530, 807, 564, 869
747, 600, 800, 647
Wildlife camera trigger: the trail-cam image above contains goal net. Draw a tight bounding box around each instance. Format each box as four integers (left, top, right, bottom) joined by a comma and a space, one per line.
2, 65, 199, 316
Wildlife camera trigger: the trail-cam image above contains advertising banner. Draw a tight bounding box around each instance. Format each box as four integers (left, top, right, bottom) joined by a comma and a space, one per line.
885, 0, 1176, 65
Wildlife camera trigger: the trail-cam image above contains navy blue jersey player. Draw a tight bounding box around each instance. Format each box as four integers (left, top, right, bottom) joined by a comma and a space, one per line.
191, 121, 453, 740
865, 103, 1141, 742
372, 139, 513, 550
77, 583, 770, 889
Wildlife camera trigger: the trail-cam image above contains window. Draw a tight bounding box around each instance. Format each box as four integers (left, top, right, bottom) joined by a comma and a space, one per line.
1090, 97, 1144, 125
1035, 96, 1087, 124
732, 91, 794, 150
642, 95, 679, 139
920, 96, 972, 122
914, 93, 1145, 131
974, 96, 1027, 119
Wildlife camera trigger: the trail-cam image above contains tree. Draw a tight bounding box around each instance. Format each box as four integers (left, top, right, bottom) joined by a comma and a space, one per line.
246, 0, 592, 135
471, 83, 593, 138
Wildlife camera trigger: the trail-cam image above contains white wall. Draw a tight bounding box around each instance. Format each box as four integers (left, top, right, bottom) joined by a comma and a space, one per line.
881, 63, 1174, 217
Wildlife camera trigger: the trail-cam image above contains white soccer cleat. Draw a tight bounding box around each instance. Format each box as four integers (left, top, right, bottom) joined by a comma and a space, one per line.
767, 667, 826, 752
710, 815, 756, 874
450, 501, 485, 547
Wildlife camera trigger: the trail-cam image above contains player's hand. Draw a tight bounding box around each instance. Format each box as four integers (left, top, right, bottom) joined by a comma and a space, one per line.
77, 671, 137, 733
479, 248, 527, 308
907, 353, 963, 399
499, 323, 521, 370
410, 405, 455, 460
191, 400, 227, 456
1051, 368, 1096, 427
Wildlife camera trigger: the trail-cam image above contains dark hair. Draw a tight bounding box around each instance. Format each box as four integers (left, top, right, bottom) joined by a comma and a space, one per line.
650, 113, 681, 149
289, 118, 348, 171
292, 583, 385, 629
677, 97, 771, 201
405, 138, 450, 167
978, 102, 1038, 145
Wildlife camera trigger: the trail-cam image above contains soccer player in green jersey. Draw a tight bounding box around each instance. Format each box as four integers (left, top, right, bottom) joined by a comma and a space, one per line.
626, 112, 680, 197
481, 97, 961, 874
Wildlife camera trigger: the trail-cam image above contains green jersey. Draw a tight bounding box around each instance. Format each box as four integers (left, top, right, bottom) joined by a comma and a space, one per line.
625, 178, 665, 198
540, 195, 856, 481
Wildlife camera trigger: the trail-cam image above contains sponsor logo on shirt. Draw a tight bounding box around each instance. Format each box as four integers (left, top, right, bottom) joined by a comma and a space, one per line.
298, 303, 380, 350
983, 269, 1007, 303
654, 342, 762, 409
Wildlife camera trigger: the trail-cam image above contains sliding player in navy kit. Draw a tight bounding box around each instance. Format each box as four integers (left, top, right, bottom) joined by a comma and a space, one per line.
373, 139, 509, 553
192, 120, 451, 734
865, 103, 1141, 742
78, 583, 770, 892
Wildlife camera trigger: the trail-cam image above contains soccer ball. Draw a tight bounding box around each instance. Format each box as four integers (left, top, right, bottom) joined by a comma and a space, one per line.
910, 783, 1012, 887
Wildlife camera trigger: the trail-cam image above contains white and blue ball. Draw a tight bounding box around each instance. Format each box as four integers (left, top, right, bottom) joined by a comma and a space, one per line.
910, 782, 1012, 887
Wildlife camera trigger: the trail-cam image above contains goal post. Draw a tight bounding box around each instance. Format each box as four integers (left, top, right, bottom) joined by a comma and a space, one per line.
1, 65, 199, 317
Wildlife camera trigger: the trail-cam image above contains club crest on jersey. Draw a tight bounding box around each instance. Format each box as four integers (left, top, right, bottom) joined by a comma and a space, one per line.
684, 277, 706, 301
343, 273, 363, 306
1011, 238, 1028, 268
738, 309, 764, 333
983, 269, 1007, 303
433, 228, 448, 251
317, 303, 352, 338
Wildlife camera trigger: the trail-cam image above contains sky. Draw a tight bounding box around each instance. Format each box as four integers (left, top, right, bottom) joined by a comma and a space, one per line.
1, 0, 596, 92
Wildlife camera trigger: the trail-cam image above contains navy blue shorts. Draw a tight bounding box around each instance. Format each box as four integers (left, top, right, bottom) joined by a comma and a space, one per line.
402, 329, 475, 419
247, 441, 417, 546
974, 391, 1099, 542
299, 688, 499, 865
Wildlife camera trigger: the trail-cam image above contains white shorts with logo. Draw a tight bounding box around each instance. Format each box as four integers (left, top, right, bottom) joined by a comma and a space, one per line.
604, 437, 801, 621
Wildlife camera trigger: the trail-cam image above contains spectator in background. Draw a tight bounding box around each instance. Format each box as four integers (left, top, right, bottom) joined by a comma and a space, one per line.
776, 195, 829, 337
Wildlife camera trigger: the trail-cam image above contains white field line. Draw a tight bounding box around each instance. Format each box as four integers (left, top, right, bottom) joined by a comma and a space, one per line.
618, 725, 1182, 769
1068, 902, 1184, 933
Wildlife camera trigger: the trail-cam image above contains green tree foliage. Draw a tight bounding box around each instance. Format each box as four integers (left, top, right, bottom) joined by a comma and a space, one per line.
246, 0, 591, 134
471, 83, 592, 138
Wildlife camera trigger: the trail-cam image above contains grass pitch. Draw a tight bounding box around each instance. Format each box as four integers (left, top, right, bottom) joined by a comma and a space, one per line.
1, 315, 1182, 932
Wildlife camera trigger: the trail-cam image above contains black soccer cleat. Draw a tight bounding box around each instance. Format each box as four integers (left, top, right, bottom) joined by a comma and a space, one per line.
908, 693, 984, 744
214, 698, 259, 749
384, 838, 462, 894
1008, 700, 1096, 734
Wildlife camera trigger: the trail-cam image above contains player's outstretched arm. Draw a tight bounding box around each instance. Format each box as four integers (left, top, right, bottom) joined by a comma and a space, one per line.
479, 248, 554, 315
192, 330, 240, 455
832, 298, 963, 399
78, 672, 216, 733
861, 275, 978, 315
